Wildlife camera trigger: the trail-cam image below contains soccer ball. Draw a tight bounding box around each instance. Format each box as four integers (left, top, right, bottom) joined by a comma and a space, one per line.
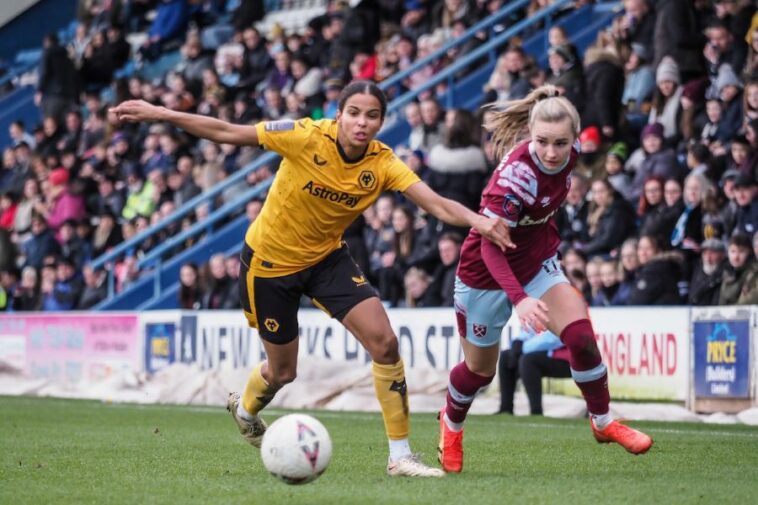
260, 414, 332, 485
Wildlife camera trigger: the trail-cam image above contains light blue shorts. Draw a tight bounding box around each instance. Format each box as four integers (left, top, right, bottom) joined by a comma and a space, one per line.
454, 255, 568, 348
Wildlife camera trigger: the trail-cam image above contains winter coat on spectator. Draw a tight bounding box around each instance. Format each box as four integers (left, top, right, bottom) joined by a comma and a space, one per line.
622, 65, 656, 114
180, 50, 215, 96
648, 86, 683, 142
232, 0, 265, 32
239, 39, 272, 90
581, 198, 637, 257
719, 90, 744, 143
426, 144, 488, 211
718, 259, 758, 305
652, 0, 703, 78
60, 236, 92, 270
42, 277, 83, 311
688, 258, 725, 306
548, 60, 585, 113
556, 199, 591, 245
148, 0, 190, 44
80, 41, 114, 92
591, 283, 622, 307
731, 199, 758, 237
47, 190, 86, 233
38, 41, 79, 119
202, 275, 236, 309
670, 203, 703, 249
627, 252, 684, 305
0, 229, 15, 272
428, 261, 456, 307
12, 284, 39, 311
581, 48, 625, 135
22, 227, 61, 269
630, 148, 681, 201
640, 199, 684, 244
77, 278, 108, 309
615, 269, 636, 306
608, 171, 635, 203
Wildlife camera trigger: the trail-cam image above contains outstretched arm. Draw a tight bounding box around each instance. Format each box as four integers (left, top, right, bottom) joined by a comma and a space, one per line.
109, 100, 260, 147
403, 181, 515, 251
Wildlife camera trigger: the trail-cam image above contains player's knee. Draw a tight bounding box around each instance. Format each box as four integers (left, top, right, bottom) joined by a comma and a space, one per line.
268, 366, 297, 387
367, 332, 399, 364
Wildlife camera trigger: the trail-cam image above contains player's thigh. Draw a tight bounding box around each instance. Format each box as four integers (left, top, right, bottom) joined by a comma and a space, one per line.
239, 245, 303, 345
340, 297, 399, 364
539, 282, 589, 336
454, 277, 510, 375
306, 246, 379, 323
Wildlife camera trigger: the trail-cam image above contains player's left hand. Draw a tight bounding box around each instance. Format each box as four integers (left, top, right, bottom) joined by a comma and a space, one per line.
475, 215, 516, 251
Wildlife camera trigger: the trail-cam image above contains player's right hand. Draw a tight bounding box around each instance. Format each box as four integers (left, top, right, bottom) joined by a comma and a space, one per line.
109, 100, 164, 124
515, 297, 549, 333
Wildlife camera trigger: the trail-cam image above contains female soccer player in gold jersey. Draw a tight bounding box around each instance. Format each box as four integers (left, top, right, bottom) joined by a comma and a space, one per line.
111, 80, 513, 477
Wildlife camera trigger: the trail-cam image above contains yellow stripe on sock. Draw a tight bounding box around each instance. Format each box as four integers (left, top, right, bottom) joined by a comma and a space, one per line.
372, 360, 409, 440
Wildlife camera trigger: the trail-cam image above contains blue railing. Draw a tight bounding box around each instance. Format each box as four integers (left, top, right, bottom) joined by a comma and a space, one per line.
378, 0, 532, 95
385, 0, 573, 115
90, 152, 279, 273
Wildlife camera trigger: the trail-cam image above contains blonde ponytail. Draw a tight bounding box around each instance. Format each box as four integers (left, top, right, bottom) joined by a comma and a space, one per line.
484, 84, 580, 160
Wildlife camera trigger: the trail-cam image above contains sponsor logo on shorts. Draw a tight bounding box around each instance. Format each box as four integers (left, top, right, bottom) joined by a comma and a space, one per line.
302, 180, 362, 208
351, 275, 368, 286
472, 323, 487, 338
264, 318, 280, 333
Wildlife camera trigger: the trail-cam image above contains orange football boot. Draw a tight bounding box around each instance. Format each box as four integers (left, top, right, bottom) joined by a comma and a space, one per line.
590, 417, 653, 455
437, 409, 464, 473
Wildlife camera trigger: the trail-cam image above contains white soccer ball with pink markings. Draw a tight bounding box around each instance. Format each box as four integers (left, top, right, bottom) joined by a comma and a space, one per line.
261, 414, 332, 485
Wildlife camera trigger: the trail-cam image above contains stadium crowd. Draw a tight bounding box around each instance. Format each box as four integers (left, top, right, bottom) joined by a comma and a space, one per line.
0, 0, 756, 312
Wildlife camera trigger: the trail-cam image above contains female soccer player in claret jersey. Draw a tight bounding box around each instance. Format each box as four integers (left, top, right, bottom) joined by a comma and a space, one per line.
437, 85, 653, 474
110, 81, 514, 478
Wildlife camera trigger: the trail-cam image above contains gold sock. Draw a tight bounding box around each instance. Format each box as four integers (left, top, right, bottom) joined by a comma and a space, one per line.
241, 361, 278, 416
372, 360, 409, 440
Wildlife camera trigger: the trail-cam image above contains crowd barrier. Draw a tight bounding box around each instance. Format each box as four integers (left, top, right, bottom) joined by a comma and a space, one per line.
1, 306, 755, 406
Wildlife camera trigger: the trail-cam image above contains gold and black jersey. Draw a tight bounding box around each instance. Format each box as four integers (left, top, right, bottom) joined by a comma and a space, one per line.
246, 118, 420, 277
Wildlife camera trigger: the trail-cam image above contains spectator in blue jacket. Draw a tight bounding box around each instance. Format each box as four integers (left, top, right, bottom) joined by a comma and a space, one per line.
139, 0, 190, 62
498, 329, 572, 416
22, 215, 61, 269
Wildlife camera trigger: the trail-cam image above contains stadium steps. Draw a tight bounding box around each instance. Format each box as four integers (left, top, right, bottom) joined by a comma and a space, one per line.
93, 1, 621, 310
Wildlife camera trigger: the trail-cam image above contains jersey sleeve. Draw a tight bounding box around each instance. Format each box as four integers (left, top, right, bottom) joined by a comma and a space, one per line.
482, 158, 538, 227
384, 153, 421, 192
254, 118, 313, 158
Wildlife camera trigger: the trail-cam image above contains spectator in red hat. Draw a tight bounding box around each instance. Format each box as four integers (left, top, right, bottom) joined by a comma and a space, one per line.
34, 168, 85, 239
576, 126, 604, 180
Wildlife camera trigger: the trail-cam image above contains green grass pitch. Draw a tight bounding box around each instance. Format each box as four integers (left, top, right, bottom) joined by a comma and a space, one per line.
2, 396, 757, 505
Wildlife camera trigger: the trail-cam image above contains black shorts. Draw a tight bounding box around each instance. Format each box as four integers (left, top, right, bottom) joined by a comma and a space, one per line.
238, 243, 378, 345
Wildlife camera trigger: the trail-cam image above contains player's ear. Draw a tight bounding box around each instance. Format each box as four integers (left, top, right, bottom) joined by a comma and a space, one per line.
335, 109, 342, 122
